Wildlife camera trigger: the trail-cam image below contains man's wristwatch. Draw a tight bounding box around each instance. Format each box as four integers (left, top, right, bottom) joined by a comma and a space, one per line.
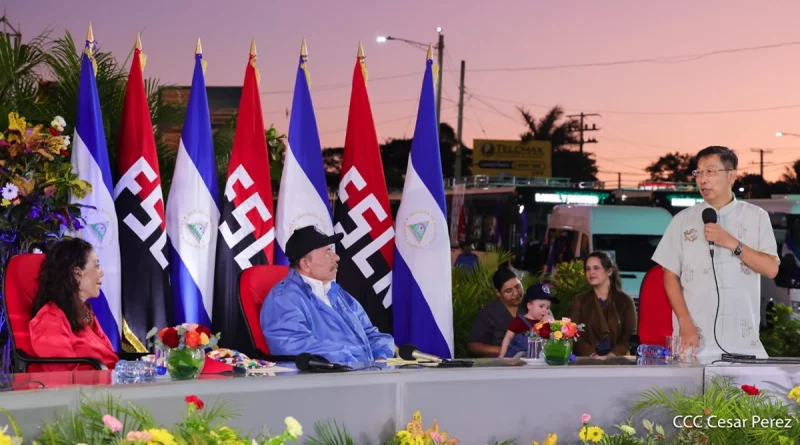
733, 241, 743, 256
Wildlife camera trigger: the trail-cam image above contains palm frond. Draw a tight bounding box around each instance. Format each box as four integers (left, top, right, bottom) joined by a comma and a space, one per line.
304, 419, 355, 445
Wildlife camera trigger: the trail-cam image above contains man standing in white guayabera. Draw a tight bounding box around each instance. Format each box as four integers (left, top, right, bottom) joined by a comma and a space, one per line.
652, 146, 778, 360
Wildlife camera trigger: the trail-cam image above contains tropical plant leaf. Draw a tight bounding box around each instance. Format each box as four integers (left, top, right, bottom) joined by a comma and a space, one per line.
304, 419, 355, 445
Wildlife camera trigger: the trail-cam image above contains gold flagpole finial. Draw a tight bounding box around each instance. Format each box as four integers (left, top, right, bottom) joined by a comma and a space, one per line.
135, 33, 142, 50
195, 38, 203, 55
300, 38, 308, 57
357, 40, 365, 59
86, 23, 94, 42
250, 38, 257, 56
426, 43, 433, 61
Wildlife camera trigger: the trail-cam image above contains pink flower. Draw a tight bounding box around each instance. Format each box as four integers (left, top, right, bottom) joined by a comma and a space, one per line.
562, 317, 572, 323
127, 431, 153, 441
430, 431, 442, 443
581, 413, 591, 424
102, 414, 123, 432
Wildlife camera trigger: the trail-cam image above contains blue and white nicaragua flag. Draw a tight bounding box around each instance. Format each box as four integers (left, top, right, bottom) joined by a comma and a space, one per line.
275, 45, 334, 265
165, 40, 220, 326
391, 51, 454, 358
69, 25, 122, 349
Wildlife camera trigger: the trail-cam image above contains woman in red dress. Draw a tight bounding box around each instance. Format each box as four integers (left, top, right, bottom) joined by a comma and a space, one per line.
29, 238, 118, 371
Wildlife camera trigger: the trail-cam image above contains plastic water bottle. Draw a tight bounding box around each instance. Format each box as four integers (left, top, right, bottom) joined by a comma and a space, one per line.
637, 344, 668, 358
113, 360, 157, 384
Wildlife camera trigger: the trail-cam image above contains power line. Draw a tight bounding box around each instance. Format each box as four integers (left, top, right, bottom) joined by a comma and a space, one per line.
259, 71, 421, 96
470, 92, 800, 116
319, 104, 458, 136
462, 39, 800, 73
262, 97, 426, 116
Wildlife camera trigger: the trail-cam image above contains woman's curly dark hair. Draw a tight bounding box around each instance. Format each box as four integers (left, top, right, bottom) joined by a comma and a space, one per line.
31, 238, 94, 333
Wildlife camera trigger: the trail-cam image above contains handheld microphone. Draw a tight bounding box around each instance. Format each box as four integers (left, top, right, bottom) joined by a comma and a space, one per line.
399, 344, 442, 363
702, 208, 717, 257
398, 344, 474, 368
295, 353, 351, 372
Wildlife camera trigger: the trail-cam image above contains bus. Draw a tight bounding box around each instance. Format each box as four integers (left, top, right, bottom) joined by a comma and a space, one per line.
745, 196, 800, 320
545, 205, 673, 303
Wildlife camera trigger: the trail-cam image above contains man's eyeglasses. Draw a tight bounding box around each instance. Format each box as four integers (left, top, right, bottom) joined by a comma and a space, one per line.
691, 168, 734, 178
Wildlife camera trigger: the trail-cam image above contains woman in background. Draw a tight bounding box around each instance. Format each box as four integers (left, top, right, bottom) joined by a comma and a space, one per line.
569, 251, 637, 357
29, 238, 118, 371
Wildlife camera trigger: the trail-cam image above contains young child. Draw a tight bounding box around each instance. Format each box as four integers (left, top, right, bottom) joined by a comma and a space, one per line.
499, 283, 558, 358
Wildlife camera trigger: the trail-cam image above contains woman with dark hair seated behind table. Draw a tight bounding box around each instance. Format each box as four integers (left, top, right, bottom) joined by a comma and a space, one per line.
568, 251, 637, 357
29, 238, 118, 371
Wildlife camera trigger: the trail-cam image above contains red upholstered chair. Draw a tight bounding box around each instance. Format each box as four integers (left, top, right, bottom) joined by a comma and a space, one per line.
238, 265, 289, 358
637, 265, 674, 346
2, 253, 104, 372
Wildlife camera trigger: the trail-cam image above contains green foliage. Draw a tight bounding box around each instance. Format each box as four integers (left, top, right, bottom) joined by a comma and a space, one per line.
304, 419, 355, 445
632, 376, 800, 444
548, 259, 591, 318
29, 392, 300, 445
451, 248, 539, 358
37, 393, 157, 445
760, 303, 800, 357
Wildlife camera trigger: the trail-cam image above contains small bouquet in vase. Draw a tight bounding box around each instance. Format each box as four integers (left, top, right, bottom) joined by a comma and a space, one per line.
146, 324, 221, 380
532, 317, 584, 365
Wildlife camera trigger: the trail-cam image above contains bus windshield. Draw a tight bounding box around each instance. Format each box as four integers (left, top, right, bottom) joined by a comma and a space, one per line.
592, 234, 663, 273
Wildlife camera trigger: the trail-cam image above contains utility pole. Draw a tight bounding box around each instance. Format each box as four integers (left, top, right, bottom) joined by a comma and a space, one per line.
436, 31, 444, 128
567, 112, 601, 153
454, 60, 465, 181
751, 148, 773, 178
618, 172, 622, 189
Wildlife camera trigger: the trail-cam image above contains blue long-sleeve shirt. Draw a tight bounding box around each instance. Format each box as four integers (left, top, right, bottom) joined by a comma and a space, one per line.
260, 269, 395, 363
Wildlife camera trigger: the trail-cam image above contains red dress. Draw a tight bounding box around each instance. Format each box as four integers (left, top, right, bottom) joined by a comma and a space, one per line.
29, 302, 118, 372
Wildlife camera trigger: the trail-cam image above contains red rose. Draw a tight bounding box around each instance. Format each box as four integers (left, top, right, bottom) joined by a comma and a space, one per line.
59, 149, 69, 156
185, 395, 204, 410
196, 325, 212, 338
159, 327, 179, 349
49, 128, 59, 136
741, 384, 760, 396
537, 324, 552, 339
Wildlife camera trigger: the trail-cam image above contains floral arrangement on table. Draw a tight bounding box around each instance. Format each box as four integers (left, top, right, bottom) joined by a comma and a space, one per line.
1, 393, 302, 445
146, 323, 221, 380
384, 410, 460, 445
0, 112, 91, 265
531, 317, 584, 365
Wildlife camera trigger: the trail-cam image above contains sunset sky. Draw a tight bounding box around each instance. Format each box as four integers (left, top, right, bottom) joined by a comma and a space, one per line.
9, 0, 800, 186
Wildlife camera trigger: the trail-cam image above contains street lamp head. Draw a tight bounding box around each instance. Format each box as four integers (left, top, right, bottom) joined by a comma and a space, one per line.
376, 36, 388, 43
436, 26, 443, 33
777, 131, 784, 137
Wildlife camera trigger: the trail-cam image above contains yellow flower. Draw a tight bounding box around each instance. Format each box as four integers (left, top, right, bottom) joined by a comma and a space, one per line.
554, 331, 563, 340
0, 433, 11, 445
542, 433, 557, 445
7, 112, 26, 133
1, 199, 9, 207
200, 332, 210, 345
619, 425, 636, 435
285, 416, 302, 437
413, 410, 422, 422
789, 386, 800, 403
578, 426, 604, 443
145, 428, 177, 445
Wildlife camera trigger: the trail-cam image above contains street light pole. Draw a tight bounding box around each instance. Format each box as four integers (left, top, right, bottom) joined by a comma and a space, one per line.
436, 30, 444, 128
377, 27, 444, 127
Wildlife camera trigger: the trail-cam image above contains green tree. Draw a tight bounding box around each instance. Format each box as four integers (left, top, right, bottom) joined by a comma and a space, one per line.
518, 106, 598, 182
645, 152, 697, 182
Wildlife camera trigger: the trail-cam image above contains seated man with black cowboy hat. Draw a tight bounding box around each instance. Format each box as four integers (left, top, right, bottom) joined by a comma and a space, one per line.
260, 225, 395, 363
